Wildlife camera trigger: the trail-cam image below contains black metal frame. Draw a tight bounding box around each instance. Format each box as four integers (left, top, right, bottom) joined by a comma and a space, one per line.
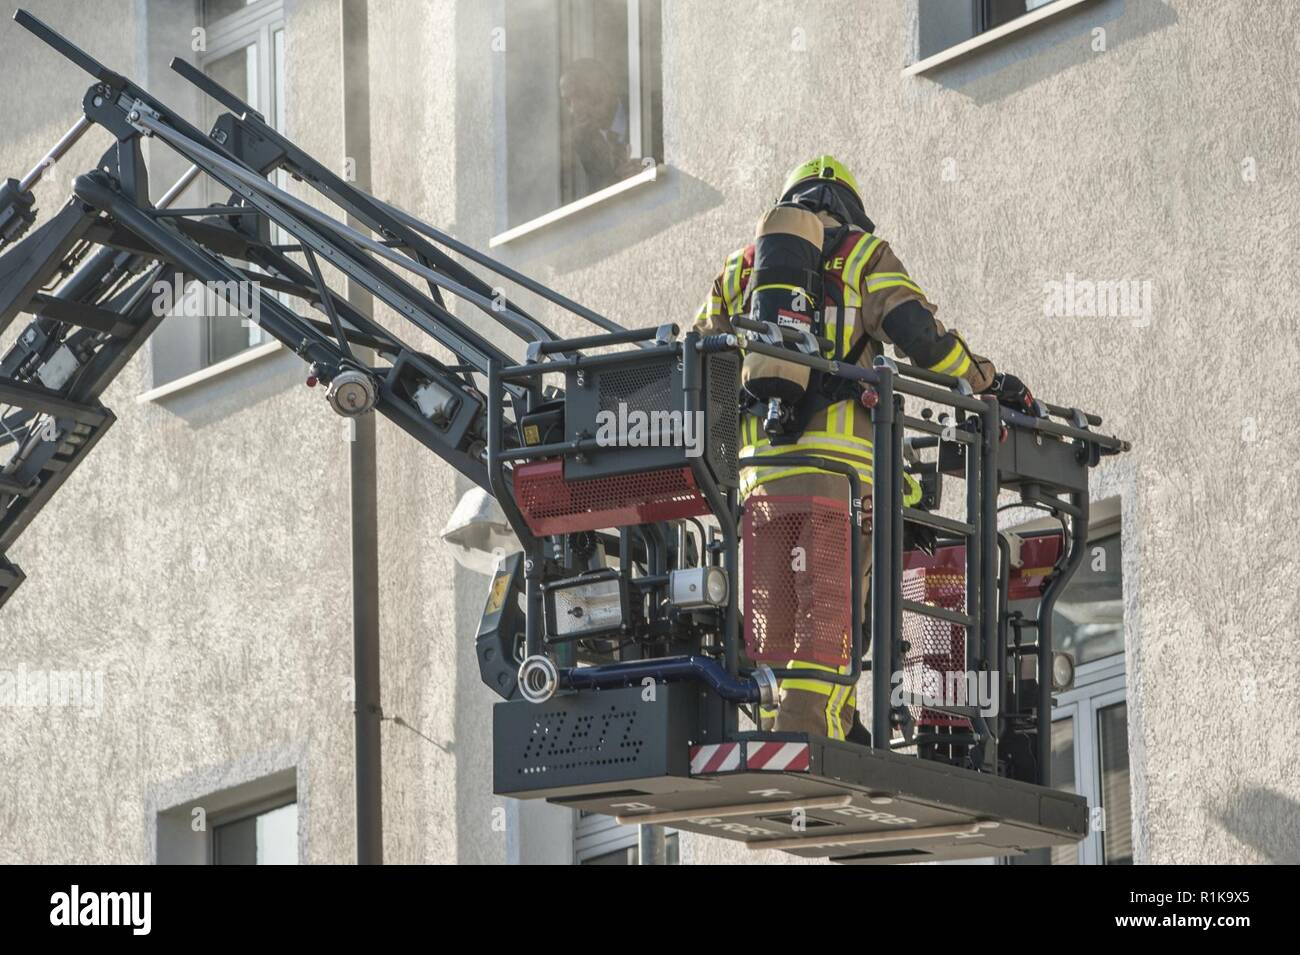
0, 9, 622, 606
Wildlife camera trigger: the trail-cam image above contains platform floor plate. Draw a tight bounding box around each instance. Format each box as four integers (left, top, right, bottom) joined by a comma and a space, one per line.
538, 733, 1087, 864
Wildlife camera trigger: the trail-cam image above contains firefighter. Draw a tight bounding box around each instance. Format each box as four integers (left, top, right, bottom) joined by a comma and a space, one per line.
692, 155, 1035, 742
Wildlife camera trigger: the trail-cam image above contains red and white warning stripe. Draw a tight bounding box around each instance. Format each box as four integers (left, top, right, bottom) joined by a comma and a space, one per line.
689, 742, 741, 775
745, 741, 811, 772
689, 740, 812, 775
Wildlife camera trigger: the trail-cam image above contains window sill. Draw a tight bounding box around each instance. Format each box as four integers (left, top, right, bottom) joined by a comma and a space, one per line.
903, 0, 1095, 77
137, 339, 283, 404
488, 163, 662, 248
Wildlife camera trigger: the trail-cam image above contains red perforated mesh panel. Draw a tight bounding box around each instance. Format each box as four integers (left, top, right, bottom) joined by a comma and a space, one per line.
897, 534, 1065, 729
901, 565, 971, 729
743, 495, 852, 668
513, 460, 709, 535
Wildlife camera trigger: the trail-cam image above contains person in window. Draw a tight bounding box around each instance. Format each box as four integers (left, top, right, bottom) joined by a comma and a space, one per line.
692, 155, 1036, 742
560, 58, 643, 193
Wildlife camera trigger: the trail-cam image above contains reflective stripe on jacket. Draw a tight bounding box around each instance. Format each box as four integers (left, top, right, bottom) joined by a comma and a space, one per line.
694, 220, 990, 503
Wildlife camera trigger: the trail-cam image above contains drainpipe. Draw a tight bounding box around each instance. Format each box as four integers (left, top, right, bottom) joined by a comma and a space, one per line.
341, 0, 382, 866
638, 825, 667, 865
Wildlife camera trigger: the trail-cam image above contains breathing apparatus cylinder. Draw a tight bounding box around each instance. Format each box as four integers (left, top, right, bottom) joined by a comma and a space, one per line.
742, 203, 825, 437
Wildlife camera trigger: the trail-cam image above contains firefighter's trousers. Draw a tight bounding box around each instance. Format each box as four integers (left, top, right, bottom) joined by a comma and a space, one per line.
747, 471, 871, 741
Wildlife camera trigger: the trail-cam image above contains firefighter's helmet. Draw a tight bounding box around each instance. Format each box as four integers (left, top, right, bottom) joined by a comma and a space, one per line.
778, 155, 872, 232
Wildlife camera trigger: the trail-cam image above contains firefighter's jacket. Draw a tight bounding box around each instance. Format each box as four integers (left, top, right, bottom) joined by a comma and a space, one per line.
692, 214, 996, 498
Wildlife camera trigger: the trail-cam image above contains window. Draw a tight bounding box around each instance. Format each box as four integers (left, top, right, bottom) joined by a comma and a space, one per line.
154, 767, 298, 864
500, 0, 663, 234
1048, 715, 1078, 865
1006, 502, 1130, 865
1046, 675, 1130, 864
1097, 700, 1132, 864
919, 0, 1058, 58
910, 0, 1088, 74
200, 1, 285, 366
212, 798, 298, 865
149, 0, 286, 386
574, 812, 679, 865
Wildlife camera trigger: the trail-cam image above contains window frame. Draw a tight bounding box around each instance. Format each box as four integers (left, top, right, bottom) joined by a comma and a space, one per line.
209, 790, 299, 865
1090, 686, 1132, 864
202, 0, 286, 79
490, 0, 664, 247
152, 765, 300, 865
905, 0, 1096, 77
1049, 705, 1080, 865
198, 1, 285, 365
1051, 670, 1126, 864
144, 0, 287, 396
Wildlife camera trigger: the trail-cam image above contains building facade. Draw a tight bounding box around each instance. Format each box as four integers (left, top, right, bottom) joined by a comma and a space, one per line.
1, 0, 1297, 865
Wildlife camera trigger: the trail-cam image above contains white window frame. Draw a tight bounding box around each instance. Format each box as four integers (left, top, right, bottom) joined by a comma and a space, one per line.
1052, 664, 1126, 864
143, 0, 287, 399
153, 764, 300, 864
209, 791, 298, 865
202, 2, 285, 89
905, 0, 1096, 77
1049, 704, 1082, 864
490, 0, 663, 247
198, 0, 285, 358
490, 164, 660, 247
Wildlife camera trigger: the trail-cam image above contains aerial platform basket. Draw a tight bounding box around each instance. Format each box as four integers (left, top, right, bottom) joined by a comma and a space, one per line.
485, 323, 1128, 862
493, 684, 1087, 863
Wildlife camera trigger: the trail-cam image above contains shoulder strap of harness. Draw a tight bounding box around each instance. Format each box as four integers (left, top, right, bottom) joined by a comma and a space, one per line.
722, 245, 754, 318
819, 224, 851, 344
837, 229, 885, 366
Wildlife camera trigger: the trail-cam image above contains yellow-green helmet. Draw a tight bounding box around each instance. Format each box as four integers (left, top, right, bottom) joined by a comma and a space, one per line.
779, 155, 872, 231
780, 155, 862, 204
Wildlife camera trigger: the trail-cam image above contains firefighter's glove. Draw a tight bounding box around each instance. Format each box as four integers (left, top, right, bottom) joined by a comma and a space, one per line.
989, 372, 1036, 415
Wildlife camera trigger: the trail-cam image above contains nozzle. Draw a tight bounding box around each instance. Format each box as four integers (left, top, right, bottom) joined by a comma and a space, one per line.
762, 398, 790, 437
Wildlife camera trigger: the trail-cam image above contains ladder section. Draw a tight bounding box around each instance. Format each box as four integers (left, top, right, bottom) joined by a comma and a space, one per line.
0, 377, 116, 610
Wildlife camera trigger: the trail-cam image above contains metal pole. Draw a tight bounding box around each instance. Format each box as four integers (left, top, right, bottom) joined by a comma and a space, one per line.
890, 393, 905, 736
964, 414, 981, 722
341, 0, 382, 866
979, 398, 1001, 770
19, 115, 91, 191
638, 824, 668, 865
870, 366, 895, 747
156, 164, 200, 208
380, 200, 626, 335
1032, 487, 1089, 786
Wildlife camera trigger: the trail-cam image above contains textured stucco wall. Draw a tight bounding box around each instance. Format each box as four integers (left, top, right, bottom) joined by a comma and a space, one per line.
3, 0, 1297, 866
